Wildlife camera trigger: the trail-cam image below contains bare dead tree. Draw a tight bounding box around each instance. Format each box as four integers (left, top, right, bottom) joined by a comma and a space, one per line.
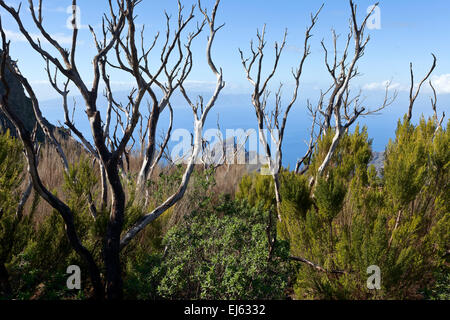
407, 54, 437, 122
295, 95, 325, 174
429, 81, 445, 137
387, 60, 443, 249
131, 1, 206, 192
239, 6, 322, 260
16, 123, 40, 219
315, 1, 396, 177
0, 22, 104, 298
120, 0, 225, 249
239, 6, 322, 219
0, 0, 224, 299
45, 58, 110, 209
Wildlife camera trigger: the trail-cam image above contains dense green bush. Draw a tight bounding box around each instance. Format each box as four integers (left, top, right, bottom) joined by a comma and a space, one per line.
125, 196, 291, 300
0, 131, 28, 297
297, 121, 447, 299
237, 121, 449, 299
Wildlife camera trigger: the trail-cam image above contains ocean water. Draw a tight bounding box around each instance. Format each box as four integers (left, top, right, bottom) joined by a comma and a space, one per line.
40, 89, 448, 168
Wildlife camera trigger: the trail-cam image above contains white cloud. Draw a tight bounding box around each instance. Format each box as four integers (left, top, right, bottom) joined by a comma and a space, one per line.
182, 80, 218, 91
4, 29, 74, 45
46, 6, 67, 13
363, 75, 450, 95
362, 80, 408, 92
431, 74, 450, 94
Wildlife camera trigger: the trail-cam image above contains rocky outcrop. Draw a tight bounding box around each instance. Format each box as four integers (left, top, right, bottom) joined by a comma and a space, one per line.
369, 151, 385, 176
0, 52, 48, 141
205, 136, 266, 172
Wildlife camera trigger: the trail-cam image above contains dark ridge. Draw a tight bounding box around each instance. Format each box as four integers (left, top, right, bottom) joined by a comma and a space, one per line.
369, 151, 385, 175
0, 51, 51, 142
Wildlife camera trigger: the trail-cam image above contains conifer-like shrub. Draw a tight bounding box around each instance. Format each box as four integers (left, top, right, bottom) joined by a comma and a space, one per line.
237, 121, 449, 299
0, 131, 28, 297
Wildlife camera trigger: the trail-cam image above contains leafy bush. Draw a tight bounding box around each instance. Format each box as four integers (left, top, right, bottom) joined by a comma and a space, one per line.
125, 196, 291, 300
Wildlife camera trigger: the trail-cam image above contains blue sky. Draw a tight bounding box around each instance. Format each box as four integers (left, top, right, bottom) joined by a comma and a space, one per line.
2, 0, 449, 100
1, 0, 449, 164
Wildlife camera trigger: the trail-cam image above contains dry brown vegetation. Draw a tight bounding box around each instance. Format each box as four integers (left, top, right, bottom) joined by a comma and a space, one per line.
26, 133, 249, 229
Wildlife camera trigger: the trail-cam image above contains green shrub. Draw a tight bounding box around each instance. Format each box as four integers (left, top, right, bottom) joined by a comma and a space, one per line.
131, 196, 291, 300
0, 131, 33, 298
0, 130, 26, 260
236, 121, 449, 299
